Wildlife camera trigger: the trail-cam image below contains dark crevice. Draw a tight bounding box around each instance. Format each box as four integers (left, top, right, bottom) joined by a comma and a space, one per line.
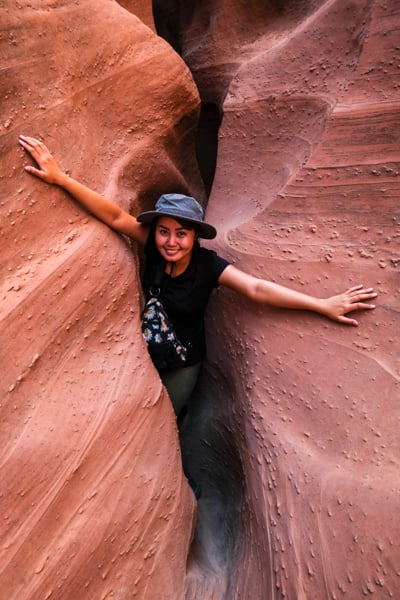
152, 1, 221, 198
195, 103, 221, 197
179, 365, 245, 597
152, 0, 182, 53
152, 2, 236, 596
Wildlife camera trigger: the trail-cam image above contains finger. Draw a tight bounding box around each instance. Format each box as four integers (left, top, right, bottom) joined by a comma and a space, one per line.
347, 287, 378, 302
356, 288, 375, 297
348, 287, 371, 297
24, 165, 45, 178
19, 137, 40, 156
350, 302, 376, 311
19, 135, 39, 149
358, 293, 377, 302
19, 137, 32, 151
347, 284, 364, 294
347, 293, 377, 306
352, 287, 376, 299
343, 303, 375, 319
20, 135, 46, 155
337, 314, 359, 326
20, 134, 41, 145
349, 294, 377, 306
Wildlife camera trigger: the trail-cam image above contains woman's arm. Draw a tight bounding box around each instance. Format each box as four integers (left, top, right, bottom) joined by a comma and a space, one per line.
218, 264, 377, 326
19, 135, 148, 244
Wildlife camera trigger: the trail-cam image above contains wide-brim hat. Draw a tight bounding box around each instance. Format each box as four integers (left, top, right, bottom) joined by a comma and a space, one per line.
137, 193, 217, 239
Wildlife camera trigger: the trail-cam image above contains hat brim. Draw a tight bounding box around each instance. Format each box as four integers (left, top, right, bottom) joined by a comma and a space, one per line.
137, 210, 217, 239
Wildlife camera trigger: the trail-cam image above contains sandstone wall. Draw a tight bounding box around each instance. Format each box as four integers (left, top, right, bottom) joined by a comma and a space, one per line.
181, 0, 400, 598
1, 2, 201, 598
1, 1, 400, 599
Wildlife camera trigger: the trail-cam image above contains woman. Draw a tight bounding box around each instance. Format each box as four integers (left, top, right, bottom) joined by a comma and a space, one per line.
18, 135, 377, 418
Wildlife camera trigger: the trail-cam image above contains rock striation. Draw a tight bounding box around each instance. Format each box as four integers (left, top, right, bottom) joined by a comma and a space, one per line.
177, 0, 400, 598
1, 2, 201, 598
1, 1, 400, 599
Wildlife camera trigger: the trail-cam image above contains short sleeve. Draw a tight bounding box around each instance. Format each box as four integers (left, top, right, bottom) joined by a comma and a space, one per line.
205, 249, 230, 286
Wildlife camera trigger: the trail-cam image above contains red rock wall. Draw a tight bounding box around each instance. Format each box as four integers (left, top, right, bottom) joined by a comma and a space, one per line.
182, 0, 400, 597
2, 0, 400, 599
1, 2, 201, 598
117, 0, 156, 29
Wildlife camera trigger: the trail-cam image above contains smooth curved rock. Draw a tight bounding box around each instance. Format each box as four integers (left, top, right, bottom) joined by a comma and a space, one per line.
2, 0, 400, 598
179, 0, 400, 598
1, 2, 202, 598
117, 0, 156, 30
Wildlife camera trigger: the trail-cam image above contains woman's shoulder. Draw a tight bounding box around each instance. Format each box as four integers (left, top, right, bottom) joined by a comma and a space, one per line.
197, 245, 223, 260
198, 245, 228, 263
196, 245, 230, 281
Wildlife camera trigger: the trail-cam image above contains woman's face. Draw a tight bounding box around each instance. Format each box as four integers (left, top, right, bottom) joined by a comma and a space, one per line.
155, 216, 197, 269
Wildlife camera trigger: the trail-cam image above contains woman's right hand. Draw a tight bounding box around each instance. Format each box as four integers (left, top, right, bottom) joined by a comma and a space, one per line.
19, 135, 64, 185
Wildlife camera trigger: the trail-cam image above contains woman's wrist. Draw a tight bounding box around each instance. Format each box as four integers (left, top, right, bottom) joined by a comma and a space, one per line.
312, 297, 330, 318
54, 171, 69, 188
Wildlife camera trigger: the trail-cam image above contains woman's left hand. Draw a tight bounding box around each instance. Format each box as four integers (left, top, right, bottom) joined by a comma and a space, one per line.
322, 285, 377, 326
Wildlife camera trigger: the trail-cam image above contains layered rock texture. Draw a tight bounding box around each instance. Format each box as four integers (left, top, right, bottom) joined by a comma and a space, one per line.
1, 1, 400, 599
1, 2, 199, 598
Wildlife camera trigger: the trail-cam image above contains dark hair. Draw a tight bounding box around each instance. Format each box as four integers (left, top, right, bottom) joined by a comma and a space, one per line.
175, 217, 201, 236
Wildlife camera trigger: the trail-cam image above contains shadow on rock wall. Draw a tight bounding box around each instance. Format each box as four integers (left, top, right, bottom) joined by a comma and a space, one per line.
1, 0, 400, 599
1, 2, 204, 598
171, 0, 400, 598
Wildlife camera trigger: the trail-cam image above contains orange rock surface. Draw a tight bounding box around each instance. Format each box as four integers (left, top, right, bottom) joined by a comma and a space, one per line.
182, 1, 400, 598
1, 2, 199, 598
1, 1, 400, 599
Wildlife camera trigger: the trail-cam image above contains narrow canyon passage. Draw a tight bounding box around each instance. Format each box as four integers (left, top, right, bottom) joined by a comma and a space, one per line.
148, 9, 245, 594
180, 367, 246, 598
148, 14, 247, 592
2, 2, 399, 598
152, 2, 400, 598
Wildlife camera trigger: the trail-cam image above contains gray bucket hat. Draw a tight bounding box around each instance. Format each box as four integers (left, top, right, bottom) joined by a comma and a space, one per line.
137, 193, 217, 239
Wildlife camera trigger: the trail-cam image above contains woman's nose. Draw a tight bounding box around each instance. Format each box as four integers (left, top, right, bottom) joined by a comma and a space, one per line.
167, 234, 177, 245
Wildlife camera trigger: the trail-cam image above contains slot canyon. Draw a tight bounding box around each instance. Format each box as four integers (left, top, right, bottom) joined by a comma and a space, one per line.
1, 1, 399, 598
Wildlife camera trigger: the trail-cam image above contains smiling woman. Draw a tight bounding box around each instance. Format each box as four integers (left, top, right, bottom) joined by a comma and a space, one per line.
18, 134, 378, 458
137, 195, 230, 425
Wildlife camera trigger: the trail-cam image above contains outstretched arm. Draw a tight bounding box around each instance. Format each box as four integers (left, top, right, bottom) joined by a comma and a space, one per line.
218, 265, 377, 326
19, 135, 148, 245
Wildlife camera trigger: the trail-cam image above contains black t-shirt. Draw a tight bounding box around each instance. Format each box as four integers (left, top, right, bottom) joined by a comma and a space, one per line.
142, 233, 229, 367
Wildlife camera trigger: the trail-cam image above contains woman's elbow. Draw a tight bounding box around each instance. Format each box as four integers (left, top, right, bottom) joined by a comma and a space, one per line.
245, 279, 262, 302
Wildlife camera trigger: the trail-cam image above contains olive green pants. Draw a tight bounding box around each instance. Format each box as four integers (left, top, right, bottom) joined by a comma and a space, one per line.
159, 362, 201, 419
